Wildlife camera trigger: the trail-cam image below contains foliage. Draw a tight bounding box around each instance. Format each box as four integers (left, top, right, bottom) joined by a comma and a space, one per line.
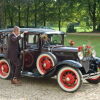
0, 0, 100, 32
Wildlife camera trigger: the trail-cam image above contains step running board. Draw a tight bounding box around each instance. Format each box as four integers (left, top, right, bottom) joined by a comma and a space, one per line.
21, 71, 42, 77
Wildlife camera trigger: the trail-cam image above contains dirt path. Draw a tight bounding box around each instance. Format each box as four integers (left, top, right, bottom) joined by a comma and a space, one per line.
0, 77, 100, 100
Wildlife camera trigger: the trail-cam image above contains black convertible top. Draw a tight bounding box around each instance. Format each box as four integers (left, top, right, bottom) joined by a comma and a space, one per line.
0, 28, 64, 35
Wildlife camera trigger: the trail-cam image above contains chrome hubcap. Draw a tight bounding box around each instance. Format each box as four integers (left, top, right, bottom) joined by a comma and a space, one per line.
66, 77, 70, 81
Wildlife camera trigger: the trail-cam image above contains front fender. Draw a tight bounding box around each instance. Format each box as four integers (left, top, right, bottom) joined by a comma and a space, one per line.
44, 60, 82, 77
94, 57, 100, 67
56, 60, 82, 68
94, 57, 100, 63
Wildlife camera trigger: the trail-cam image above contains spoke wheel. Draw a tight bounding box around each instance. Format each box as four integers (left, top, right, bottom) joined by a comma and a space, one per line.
37, 52, 57, 75
57, 67, 82, 92
0, 59, 11, 79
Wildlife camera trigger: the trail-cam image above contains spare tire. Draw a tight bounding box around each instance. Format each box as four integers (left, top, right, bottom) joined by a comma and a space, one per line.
36, 52, 57, 75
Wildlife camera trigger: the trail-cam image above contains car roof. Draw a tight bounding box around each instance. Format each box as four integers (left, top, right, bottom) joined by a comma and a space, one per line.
0, 28, 64, 35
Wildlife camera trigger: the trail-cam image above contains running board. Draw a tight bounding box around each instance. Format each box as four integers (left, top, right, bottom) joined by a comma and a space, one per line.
83, 72, 100, 80
21, 71, 42, 78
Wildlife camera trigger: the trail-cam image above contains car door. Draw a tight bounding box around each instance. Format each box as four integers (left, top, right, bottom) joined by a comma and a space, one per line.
22, 34, 40, 71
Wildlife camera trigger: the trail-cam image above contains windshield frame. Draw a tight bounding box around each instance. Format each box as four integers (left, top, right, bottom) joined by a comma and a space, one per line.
48, 34, 64, 45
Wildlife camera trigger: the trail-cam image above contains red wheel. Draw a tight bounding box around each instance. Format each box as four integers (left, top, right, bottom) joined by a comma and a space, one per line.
0, 59, 12, 79
24, 52, 33, 68
37, 52, 57, 75
86, 76, 100, 84
57, 67, 82, 92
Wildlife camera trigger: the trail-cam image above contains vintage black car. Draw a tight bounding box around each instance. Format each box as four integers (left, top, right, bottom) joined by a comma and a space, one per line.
0, 28, 100, 92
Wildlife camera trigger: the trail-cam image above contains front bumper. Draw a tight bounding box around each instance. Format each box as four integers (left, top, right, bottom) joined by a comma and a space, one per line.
83, 71, 100, 79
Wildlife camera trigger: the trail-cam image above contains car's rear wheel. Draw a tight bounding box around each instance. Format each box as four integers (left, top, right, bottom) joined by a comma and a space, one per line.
36, 52, 57, 75
0, 59, 12, 79
86, 76, 100, 84
57, 67, 82, 92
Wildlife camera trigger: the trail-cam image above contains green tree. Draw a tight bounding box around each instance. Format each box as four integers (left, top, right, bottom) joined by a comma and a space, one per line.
79, 0, 100, 32
0, 0, 4, 28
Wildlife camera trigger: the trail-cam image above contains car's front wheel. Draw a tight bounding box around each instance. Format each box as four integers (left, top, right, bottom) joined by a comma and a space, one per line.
57, 67, 82, 92
0, 59, 12, 79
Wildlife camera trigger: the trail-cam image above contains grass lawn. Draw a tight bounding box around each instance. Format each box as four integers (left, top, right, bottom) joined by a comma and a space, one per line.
64, 34, 100, 57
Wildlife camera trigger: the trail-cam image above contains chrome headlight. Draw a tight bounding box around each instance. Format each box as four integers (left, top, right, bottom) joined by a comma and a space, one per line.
78, 52, 83, 60
92, 50, 96, 57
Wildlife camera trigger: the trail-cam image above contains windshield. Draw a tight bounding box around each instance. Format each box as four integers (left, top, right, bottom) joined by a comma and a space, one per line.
48, 34, 64, 45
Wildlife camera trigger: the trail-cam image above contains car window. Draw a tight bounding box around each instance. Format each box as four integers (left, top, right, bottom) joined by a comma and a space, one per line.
3, 37, 8, 44
28, 35, 38, 44
26, 34, 39, 49
28, 35, 34, 44
0, 34, 4, 44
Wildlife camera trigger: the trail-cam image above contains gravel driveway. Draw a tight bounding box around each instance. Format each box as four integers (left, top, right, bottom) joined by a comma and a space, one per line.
0, 77, 100, 100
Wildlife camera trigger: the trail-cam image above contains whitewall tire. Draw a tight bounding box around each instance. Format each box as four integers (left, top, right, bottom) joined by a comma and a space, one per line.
57, 67, 82, 92
36, 52, 57, 75
0, 59, 12, 79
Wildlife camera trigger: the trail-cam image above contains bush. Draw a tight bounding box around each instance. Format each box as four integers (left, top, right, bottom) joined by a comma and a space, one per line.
66, 24, 76, 33
96, 24, 100, 32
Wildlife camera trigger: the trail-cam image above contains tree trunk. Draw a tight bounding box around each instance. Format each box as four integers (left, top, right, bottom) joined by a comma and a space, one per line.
0, 1, 3, 28
92, 0, 96, 32
2, 0, 7, 28
92, 16, 96, 32
26, 5, 29, 27
58, 0, 61, 31
34, 0, 37, 27
43, 1, 46, 27
18, 5, 21, 27
8, 6, 13, 27
88, 0, 97, 32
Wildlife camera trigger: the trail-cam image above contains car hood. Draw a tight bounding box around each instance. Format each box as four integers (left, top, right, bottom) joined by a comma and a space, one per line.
51, 46, 78, 53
